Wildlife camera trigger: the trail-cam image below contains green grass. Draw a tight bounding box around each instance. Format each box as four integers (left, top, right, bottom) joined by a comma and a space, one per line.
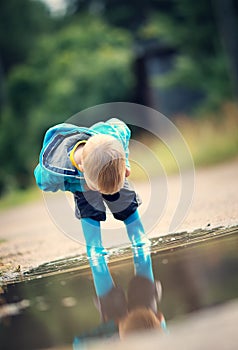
0, 187, 41, 211
130, 102, 238, 180
175, 103, 238, 167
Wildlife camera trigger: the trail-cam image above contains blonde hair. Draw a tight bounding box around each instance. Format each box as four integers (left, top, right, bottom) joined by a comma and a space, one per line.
82, 134, 126, 194
119, 308, 162, 339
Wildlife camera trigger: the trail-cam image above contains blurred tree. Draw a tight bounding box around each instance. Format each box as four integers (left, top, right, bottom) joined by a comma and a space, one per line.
213, 0, 238, 99
3, 16, 133, 193
8, 16, 133, 122
1, 0, 237, 195
0, 0, 50, 74
66, 0, 172, 32
0, 0, 51, 114
0, 58, 5, 114
68, 0, 237, 109
138, 0, 236, 110
0, 0, 51, 194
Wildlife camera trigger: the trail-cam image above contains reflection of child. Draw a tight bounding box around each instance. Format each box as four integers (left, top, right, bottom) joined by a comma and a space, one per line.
119, 224, 169, 338
73, 245, 167, 347
118, 270, 167, 339
116, 240, 167, 339
119, 308, 164, 339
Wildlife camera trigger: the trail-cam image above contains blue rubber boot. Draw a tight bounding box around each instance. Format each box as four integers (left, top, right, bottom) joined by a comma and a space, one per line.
81, 218, 108, 258
81, 218, 114, 297
81, 218, 127, 322
124, 210, 150, 247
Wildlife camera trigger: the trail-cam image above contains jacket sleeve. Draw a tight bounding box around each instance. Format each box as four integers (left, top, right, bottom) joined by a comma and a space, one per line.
107, 118, 131, 169
34, 164, 85, 192
34, 164, 66, 192
34, 124, 76, 192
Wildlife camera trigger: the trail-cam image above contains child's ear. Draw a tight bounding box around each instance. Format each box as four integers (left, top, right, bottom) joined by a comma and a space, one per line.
78, 164, 84, 172
125, 168, 131, 177
156, 311, 164, 323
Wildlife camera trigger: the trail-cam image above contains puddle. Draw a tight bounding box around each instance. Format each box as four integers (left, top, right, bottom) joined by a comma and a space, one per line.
0, 226, 238, 350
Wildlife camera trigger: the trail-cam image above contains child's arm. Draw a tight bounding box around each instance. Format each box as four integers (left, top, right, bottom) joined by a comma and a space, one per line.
34, 164, 66, 192
91, 118, 131, 170
107, 118, 131, 170
34, 163, 84, 192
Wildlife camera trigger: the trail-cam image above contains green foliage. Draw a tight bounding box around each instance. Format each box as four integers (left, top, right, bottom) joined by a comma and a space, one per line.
0, 0, 237, 197
0, 0, 50, 73
9, 16, 133, 120
139, 0, 234, 111
131, 103, 238, 180
32, 18, 133, 117
0, 187, 40, 211
1, 15, 133, 195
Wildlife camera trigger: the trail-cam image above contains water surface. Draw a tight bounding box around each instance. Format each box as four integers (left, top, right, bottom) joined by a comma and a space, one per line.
0, 226, 237, 350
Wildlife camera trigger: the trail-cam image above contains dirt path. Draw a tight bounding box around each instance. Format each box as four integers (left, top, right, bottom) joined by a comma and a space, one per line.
0, 158, 238, 274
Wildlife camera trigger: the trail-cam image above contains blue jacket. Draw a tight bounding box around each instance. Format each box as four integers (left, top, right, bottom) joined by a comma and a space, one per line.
34, 118, 131, 193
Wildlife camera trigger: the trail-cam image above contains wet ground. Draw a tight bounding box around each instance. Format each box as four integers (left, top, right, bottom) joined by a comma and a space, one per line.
0, 226, 237, 350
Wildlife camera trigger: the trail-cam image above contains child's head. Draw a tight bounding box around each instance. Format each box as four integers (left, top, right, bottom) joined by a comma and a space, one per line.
81, 134, 126, 194
118, 307, 162, 339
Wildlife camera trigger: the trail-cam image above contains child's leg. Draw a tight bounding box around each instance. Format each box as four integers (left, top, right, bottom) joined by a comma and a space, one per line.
74, 190, 113, 296
124, 210, 154, 282
102, 183, 154, 282
81, 218, 114, 297
81, 217, 128, 322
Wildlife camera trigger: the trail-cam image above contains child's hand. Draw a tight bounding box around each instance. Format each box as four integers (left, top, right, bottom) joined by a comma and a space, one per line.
125, 168, 131, 177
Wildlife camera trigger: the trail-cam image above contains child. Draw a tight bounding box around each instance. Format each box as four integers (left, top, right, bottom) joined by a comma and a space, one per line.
34, 118, 163, 326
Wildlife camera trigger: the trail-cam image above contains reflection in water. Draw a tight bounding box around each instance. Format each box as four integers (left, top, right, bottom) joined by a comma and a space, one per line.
73, 244, 166, 348
73, 211, 167, 348
0, 230, 237, 350
74, 209, 167, 347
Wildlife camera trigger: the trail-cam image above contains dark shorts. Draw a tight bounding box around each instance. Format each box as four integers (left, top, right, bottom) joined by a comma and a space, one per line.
74, 180, 141, 221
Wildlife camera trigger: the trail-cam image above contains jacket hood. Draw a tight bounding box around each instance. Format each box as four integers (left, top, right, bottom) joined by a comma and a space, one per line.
41, 130, 93, 178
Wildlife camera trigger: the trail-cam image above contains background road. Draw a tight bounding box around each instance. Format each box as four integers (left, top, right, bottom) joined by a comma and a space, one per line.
0, 158, 238, 273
